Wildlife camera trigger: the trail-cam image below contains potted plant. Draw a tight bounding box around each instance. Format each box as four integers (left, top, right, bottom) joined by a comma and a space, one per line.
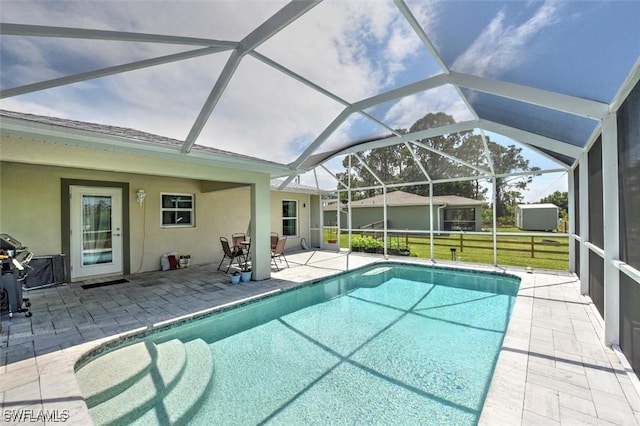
230, 271, 241, 285
240, 261, 252, 282
327, 227, 338, 244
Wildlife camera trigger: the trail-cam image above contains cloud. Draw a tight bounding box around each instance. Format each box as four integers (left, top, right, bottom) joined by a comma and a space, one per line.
451, 1, 565, 78
383, 85, 475, 130
1, 0, 445, 167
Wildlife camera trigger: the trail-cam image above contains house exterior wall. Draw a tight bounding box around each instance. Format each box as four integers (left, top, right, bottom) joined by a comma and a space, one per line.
0, 161, 252, 275
0, 136, 299, 280
334, 205, 482, 231
269, 191, 312, 250
338, 206, 429, 230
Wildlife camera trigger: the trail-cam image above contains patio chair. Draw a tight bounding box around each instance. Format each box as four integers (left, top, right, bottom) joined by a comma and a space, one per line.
218, 237, 245, 273
232, 232, 250, 260
271, 237, 289, 271
270, 232, 279, 250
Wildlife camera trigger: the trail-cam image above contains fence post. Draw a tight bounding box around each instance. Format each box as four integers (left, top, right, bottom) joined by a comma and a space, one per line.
460, 233, 464, 253
530, 236, 535, 258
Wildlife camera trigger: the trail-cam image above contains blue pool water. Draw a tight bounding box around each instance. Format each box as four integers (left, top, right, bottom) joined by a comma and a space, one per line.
80, 263, 520, 425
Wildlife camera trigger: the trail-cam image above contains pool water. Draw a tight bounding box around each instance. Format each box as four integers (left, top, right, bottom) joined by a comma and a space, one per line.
79, 264, 519, 425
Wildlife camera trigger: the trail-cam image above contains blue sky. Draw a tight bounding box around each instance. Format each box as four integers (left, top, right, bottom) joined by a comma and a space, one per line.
1, 0, 638, 199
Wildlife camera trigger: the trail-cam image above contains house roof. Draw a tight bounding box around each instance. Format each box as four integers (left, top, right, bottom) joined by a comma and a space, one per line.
0, 109, 292, 175
326, 190, 485, 210
1, 1, 638, 186
270, 178, 320, 194
517, 203, 559, 210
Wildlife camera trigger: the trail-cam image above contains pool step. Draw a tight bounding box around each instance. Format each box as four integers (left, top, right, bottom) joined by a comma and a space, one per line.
78, 338, 214, 426
131, 339, 214, 425
87, 339, 187, 426
77, 340, 158, 408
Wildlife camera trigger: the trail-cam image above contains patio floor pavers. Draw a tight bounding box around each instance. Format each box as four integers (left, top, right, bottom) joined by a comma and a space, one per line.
0, 250, 639, 425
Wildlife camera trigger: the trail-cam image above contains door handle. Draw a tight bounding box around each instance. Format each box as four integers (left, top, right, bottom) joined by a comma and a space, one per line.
113, 233, 121, 237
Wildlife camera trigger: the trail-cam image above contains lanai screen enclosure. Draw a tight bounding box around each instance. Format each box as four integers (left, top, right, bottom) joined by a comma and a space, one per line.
1, 1, 640, 377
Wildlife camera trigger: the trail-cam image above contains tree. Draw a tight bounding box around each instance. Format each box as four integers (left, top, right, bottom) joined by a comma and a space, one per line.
538, 191, 568, 223
335, 112, 537, 219
538, 191, 568, 211
489, 142, 540, 218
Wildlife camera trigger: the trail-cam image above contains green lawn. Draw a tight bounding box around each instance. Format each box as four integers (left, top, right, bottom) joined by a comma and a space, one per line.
332, 229, 569, 271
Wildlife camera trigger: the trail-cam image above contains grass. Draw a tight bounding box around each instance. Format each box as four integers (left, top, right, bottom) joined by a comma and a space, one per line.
330, 228, 569, 271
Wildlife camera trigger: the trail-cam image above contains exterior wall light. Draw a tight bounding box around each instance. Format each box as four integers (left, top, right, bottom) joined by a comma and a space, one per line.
136, 189, 146, 205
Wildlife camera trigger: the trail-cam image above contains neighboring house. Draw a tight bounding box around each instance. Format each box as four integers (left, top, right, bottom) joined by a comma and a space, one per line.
0, 110, 318, 282
324, 190, 486, 232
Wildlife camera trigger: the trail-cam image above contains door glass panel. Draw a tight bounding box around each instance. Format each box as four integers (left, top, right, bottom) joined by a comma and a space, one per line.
322, 198, 339, 244
82, 195, 113, 266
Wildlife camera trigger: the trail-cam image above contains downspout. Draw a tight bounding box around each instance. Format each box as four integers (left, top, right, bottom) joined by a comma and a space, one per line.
437, 203, 447, 235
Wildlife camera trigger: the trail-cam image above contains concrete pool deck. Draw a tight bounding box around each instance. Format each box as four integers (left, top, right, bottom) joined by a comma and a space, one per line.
1, 250, 639, 425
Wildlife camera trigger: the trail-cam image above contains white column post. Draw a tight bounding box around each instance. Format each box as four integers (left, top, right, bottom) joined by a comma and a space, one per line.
492, 177, 497, 266
383, 186, 388, 257
579, 152, 590, 295
568, 168, 576, 272
251, 178, 271, 280
429, 182, 434, 261
348, 154, 352, 251
602, 113, 620, 345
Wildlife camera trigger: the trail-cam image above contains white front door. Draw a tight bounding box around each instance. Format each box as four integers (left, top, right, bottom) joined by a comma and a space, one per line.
70, 186, 123, 280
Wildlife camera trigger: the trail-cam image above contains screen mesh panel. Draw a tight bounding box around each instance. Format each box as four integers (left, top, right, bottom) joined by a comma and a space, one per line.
618, 80, 640, 270
588, 137, 603, 249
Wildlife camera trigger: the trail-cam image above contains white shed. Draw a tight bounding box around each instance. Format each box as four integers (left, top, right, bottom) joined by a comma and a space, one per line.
515, 204, 559, 231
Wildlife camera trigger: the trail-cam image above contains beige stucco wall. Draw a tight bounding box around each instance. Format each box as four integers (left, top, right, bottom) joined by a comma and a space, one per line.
269, 191, 311, 251
0, 161, 252, 274
0, 136, 300, 280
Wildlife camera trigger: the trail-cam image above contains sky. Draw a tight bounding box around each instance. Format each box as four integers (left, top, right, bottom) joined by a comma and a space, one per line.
1, 0, 638, 200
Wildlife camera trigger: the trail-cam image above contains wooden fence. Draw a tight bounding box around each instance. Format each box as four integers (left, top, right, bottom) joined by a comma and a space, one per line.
351, 230, 569, 260
409, 233, 568, 259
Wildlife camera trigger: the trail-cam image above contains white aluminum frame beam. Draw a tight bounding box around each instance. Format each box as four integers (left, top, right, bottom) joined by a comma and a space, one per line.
182, 51, 242, 153
449, 71, 609, 120
320, 165, 349, 190
350, 74, 450, 112
0, 23, 235, 47
602, 113, 620, 346
410, 140, 491, 176
394, 0, 450, 73
579, 152, 590, 294
404, 142, 431, 181
250, 51, 349, 107
182, 1, 320, 153
288, 107, 353, 172
568, 167, 576, 272
479, 119, 583, 159
337, 120, 479, 156
479, 130, 495, 175
1, 46, 228, 98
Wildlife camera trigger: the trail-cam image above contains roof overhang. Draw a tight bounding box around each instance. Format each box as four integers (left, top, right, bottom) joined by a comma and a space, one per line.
0, 115, 295, 176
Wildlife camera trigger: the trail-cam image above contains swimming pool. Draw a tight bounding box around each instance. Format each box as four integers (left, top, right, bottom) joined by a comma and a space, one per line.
76, 263, 520, 425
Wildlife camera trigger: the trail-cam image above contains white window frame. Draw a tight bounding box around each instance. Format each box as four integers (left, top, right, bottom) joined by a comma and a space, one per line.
160, 193, 195, 228
282, 199, 298, 237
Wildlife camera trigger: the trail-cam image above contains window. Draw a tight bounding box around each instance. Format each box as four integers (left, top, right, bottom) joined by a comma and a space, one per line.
443, 208, 476, 231
282, 200, 298, 237
161, 193, 194, 227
